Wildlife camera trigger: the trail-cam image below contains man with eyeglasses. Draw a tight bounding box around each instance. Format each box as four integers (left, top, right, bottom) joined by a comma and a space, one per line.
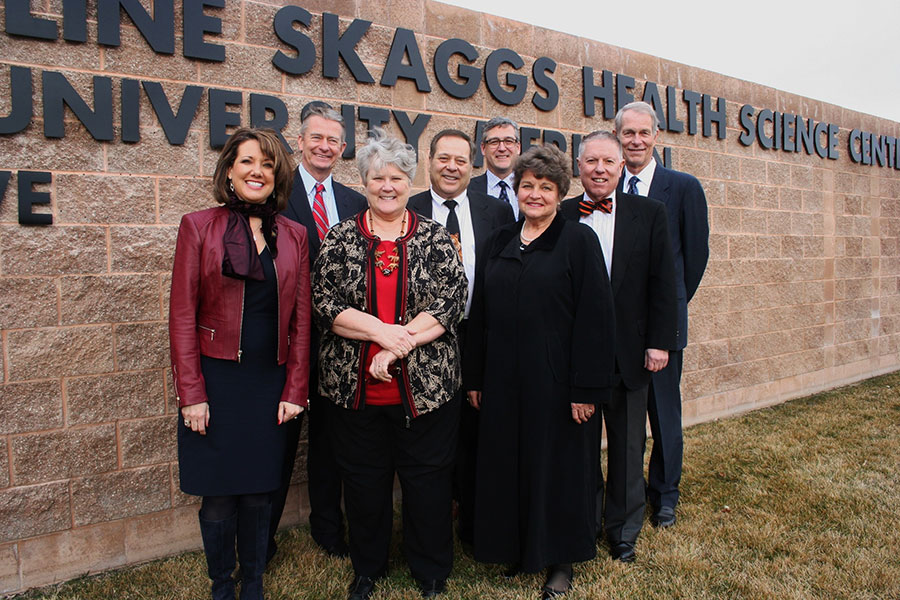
468, 116, 521, 219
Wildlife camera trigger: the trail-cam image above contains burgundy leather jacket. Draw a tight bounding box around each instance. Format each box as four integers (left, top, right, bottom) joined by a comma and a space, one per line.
169, 206, 311, 408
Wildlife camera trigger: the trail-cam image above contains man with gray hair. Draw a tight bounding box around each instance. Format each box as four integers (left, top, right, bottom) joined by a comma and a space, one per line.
278, 101, 366, 561
561, 130, 677, 563
468, 116, 521, 218
614, 101, 709, 530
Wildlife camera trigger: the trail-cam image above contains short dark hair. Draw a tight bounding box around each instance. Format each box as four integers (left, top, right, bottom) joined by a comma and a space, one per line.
429, 129, 475, 162
213, 128, 294, 211
513, 144, 572, 199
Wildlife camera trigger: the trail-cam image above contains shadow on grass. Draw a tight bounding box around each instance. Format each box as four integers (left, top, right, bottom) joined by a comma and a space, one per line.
12, 372, 900, 599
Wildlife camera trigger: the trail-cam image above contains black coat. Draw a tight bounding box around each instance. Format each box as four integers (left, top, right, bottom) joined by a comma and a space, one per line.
618, 165, 709, 349
463, 213, 616, 571
561, 192, 678, 391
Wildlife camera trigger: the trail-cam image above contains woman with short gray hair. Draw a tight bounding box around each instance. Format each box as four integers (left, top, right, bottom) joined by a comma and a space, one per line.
313, 129, 467, 600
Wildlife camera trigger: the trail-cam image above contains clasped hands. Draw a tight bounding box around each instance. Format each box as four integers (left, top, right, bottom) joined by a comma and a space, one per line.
368, 323, 417, 382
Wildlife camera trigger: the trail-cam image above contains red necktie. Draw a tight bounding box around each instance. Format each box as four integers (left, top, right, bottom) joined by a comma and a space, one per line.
578, 196, 612, 217
312, 183, 329, 242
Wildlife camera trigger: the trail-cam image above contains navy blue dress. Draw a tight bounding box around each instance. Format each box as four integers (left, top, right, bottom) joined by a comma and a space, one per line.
178, 248, 288, 496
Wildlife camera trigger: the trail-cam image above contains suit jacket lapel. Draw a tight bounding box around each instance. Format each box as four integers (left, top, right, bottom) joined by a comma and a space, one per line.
409, 192, 433, 219
611, 195, 638, 296
648, 165, 672, 204
333, 183, 356, 220
287, 171, 321, 256
469, 194, 491, 246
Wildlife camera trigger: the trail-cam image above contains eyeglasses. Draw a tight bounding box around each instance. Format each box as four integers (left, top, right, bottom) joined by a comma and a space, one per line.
483, 137, 519, 148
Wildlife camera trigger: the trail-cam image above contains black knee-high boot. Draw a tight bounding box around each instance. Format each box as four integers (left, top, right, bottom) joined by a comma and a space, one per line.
199, 512, 238, 600
237, 501, 272, 600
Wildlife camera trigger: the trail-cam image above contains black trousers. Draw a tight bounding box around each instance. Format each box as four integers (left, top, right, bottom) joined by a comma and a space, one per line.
306, 393, 346, 549
597, 382, 648, 545
451, 319, 477, 543
647, 349, 684, 510
332, 398, 460, 582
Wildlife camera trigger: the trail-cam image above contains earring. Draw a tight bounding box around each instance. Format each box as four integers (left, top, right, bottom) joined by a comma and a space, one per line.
228, 179, 234, 192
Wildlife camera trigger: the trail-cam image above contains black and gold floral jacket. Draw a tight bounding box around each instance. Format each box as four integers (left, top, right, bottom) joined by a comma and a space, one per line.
313, 210, 467, 419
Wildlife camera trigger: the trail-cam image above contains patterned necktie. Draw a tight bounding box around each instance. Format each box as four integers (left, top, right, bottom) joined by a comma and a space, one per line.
497, 180, 510, 204
444, 200, 460, 239
627, 175, 640, 195
312, 183, 329, 242
578, 196, 613, 217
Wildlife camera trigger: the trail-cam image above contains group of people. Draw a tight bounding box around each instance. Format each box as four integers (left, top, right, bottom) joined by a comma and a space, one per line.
169, 100, 709, 600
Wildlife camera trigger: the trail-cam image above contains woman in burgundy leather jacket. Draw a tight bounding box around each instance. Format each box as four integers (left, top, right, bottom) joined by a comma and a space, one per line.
169, 128, 311, 600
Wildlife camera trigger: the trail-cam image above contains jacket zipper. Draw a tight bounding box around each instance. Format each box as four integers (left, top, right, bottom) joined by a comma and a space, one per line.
198, 325, 215, 340
172, 364, 181, 404
237, 281, 245, 363
272, 257, 281, 362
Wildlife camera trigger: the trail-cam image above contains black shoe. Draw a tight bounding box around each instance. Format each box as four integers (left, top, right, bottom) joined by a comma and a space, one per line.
501, 564, 521, 579
541, 564, 573, 599
319, 539, 349, 559
417, 579, 446, 597
610, 542, 636, 563
347, 575, 377, 600
651, 506, 676, 528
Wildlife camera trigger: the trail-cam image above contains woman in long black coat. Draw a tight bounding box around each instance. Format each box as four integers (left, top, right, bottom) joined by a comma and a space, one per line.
464, 145, 616, 598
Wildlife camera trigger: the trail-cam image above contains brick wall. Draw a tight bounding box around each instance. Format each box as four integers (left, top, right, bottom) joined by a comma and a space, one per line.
1, 0, 898, 593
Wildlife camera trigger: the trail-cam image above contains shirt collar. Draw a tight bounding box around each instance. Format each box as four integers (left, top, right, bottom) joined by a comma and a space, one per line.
430, 187, 469, 208
297, 161, 333, 194
486, 170, 515, 190
625, 157, 656, 184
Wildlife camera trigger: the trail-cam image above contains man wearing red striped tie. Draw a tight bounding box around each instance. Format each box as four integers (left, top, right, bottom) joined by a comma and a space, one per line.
278, 101, 366, 563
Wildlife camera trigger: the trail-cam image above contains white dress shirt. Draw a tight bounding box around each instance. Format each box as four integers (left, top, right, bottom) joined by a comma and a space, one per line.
486, 171, 518, 219
579, 190, 617, 278
297, 162, 340, 229
430, 189, 476, 317
624, 157, 657, 197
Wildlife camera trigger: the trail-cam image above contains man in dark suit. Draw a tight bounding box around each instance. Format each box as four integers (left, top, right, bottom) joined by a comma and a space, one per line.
614, 101, 710, 529
276, 102, 366, 560
561, 131, 677, 563
467, 117, 521, 219
408, 129, 514, 548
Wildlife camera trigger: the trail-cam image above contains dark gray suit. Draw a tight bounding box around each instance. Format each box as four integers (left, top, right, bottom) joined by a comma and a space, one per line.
561, 192, 677, 546
408, 188, 514, 544
618, 164, 709, 511
275, 171, 366, 553
467, 173, 488, 196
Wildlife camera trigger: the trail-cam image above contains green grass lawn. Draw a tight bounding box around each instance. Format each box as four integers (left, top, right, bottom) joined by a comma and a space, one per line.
14, 371, 900, 599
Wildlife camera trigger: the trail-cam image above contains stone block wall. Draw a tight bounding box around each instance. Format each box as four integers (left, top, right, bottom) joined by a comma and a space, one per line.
1, 0, 898, 593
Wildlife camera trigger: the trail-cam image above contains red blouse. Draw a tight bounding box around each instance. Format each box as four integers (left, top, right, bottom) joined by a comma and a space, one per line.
363, 237, 403, 406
